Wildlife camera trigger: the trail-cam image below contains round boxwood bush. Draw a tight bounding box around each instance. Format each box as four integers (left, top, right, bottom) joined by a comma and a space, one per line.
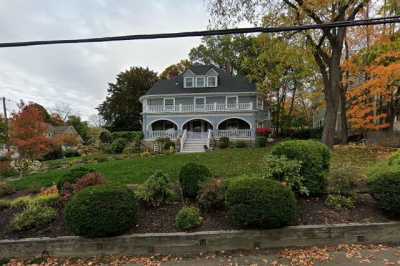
64, 186, 137, 237
175, 207, 202, 231
225, 176, 297, 229
56, 166, 95, 192
111, 138, 128, 154
368, 165, 400, 215
271, 140, 330, 195
179, 163, 212, 199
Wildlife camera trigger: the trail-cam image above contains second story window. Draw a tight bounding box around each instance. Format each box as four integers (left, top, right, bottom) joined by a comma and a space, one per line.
184, 77, 194, 88
207, 76, 217, 87
163, 97, 175, 111
196, 76, 206, 87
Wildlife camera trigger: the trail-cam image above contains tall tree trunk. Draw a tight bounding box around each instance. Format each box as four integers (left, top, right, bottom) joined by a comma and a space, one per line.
338, 86, 348, 143
322, 48, 342, 147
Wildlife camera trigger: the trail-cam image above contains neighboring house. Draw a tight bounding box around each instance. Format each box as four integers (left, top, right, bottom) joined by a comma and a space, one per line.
140, 64, 271, 152
47, 125, 83, 144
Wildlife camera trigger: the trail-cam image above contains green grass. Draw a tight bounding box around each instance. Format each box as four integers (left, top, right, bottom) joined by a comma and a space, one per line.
10, 148, 270, 191
9, 145, 393, 192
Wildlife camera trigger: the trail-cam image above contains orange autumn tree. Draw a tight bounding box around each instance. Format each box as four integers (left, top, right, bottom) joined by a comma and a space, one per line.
344, 35, 400, 131
10, 104, 54, 160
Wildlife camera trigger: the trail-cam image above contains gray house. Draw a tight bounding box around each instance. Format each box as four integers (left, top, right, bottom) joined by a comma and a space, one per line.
140, 64, 271, 152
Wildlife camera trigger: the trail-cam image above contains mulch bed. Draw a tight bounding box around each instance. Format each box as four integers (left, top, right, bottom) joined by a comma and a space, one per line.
0, 193, 394, 240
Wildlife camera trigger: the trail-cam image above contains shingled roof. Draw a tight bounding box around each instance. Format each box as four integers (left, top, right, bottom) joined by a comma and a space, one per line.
144, 64, 256, 96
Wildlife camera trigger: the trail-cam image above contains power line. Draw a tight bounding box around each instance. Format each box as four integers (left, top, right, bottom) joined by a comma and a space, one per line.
0, 16, 399, 48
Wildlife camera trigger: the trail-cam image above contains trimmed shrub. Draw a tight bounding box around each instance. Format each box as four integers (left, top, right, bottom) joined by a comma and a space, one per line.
263, 154, 307, 196
99, 130, 112, 144
225, 176, 297, 229
123, 141, 141, 154
175, 207, 202, 231
0, 181, 15, 197
179, 163, 212, 199
218, 137, 230, 149
10, 203, 57, 232
111, 138, 128, 154
271, 140, 330, 195
136, 171, 175, 207
368, 165, 400, 215
64, 186, 137, 237
56, 166, 95, 193
197, 178, 226, 211
73, 172, 106, 193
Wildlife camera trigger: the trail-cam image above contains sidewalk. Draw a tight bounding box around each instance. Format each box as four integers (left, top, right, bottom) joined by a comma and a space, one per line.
161, 244, 400, 266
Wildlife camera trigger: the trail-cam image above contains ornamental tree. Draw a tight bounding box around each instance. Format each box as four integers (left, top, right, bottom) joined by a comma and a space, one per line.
9, 104, 53, 160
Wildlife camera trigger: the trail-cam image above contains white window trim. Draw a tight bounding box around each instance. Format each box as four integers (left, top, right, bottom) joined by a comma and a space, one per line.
226, 96, 239, 106
194, 96, 206, 109
163, 97, 175, 108
195, 76, 206, 87
207, 76, 217, 87
184, 77, 194, 88
256, 96, 264, 110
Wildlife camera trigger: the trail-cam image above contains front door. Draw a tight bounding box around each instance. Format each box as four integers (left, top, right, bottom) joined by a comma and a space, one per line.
185, 120, 212, 139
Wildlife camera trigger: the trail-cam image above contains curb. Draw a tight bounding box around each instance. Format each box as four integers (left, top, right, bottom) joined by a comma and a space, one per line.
1, 222, 400, 258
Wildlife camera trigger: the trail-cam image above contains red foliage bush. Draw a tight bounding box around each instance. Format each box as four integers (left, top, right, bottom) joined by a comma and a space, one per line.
256, 128, 272, 136
73, 172, 106, 193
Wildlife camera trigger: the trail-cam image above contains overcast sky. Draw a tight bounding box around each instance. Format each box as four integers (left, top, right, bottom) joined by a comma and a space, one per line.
0, 0, 209, 120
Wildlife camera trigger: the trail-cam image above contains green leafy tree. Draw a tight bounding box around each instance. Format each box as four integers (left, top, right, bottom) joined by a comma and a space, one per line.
160, 60, 192, 79
98, 67, 158, 131
67, 115, 89, 143
243, 35, 317, 132
207, 0, 369, 147
189, 35, 253, 75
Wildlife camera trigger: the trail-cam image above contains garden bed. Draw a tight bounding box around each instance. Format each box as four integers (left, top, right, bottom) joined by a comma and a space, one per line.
0, 194, 393, 240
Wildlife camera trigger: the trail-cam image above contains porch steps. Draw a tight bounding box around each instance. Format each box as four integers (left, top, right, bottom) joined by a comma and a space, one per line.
181, 139, 207, 153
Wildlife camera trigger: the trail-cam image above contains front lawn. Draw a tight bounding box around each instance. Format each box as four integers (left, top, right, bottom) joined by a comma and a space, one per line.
9, 145, 393, 192
10, 148, 270, 191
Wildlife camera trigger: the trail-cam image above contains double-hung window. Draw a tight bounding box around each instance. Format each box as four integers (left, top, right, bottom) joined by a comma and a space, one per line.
163, 98, 175, 112
184, 77, 194, 88
207, 76, 217, 87
196, 76, 206, 87
226, 96, 238, 109
194, 96, 206, 111
256, 96, 264, 110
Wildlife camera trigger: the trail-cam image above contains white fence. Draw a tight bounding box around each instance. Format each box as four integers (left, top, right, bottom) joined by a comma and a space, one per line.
145, 103, 253, 113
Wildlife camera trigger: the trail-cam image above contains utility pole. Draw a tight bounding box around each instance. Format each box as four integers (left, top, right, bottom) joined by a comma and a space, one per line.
2, 97, 9, 151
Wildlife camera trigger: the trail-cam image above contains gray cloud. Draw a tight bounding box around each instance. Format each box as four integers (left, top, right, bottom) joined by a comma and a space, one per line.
0, 0, 208, 119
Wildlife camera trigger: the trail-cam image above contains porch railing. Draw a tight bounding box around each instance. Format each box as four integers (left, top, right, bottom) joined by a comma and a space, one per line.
215, 129, 254, 139
146, 130, 178, 140
144, 103, 254, 113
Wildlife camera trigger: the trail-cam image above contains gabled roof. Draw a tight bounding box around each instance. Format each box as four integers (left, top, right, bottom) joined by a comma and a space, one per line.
144, 64, 256, 96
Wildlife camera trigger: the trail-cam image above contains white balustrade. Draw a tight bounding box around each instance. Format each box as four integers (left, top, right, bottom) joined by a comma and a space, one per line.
147, 130, 178, 140
144, 103, 253, 113
215, 129, 253, 138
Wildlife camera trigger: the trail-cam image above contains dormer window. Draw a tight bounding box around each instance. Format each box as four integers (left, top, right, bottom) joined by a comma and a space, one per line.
184, 77, 194, 88
196, 76, 206, 87
207, 76, 217, 87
